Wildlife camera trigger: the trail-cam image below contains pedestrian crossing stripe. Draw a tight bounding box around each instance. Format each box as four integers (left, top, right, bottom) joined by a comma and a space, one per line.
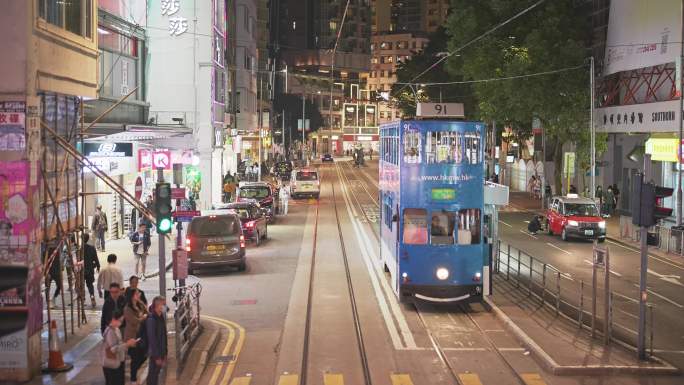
458, 373, 484, 385
521, 373, 547, 385
229, 377, 252, 385
277, 374, 298, 385
390, 374, 414, 385
324, 373, 344, 385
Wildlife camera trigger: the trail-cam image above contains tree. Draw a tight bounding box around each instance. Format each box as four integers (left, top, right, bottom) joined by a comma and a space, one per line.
391, 27, 478, 119
273, 93, 324, 149
446, 0, 597, 193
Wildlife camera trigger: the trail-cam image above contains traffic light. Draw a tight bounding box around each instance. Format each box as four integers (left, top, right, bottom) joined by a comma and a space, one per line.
155, 182, 173, 234
631, 174, 673, 227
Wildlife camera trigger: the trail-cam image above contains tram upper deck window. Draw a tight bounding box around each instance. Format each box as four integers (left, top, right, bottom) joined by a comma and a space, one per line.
457, 209, 481, 245
431, 211, 456, 245
403, 208, 428, 244
403, 130, 421, 164
426, 131, 481, 164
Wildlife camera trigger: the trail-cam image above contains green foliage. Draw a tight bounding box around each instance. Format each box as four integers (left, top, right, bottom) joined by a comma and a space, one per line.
445, 0, 596, 192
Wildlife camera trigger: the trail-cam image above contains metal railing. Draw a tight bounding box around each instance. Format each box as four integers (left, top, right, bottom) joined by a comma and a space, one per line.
174, 281, 202, 373
495, 240, 655, 356
619, 215, 684, 255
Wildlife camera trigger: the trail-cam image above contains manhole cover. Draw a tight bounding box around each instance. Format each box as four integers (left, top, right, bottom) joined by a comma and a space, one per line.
213, 355, 235, 363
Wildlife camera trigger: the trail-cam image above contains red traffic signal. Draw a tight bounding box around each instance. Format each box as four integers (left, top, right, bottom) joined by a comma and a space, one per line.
653, 186, 674, 221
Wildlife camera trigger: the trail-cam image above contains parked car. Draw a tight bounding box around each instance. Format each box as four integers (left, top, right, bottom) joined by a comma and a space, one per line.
186, 214, 246, 274
547, 195, 606, 242
273, 161, 293, 180
236, 182, 279, 222
217, 202, 268, 246
321, 153, 334, 162
291, 168, 320, 199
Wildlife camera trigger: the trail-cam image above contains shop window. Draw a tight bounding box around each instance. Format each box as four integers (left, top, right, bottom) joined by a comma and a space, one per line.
431, 211, 456, 245
403, 209, 427, 245
40, 0, 93, 39
457, 209, 481, 245
403, 130, 421, 164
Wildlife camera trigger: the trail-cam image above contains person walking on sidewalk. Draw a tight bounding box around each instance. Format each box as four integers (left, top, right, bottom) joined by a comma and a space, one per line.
98, 254, 124, 301
130, 224, 151, 280
46, 244, 63, 309
92, 205, 108, 252
146, 296, 168, 385
82, 233, 100, 308
279, 183, 290, 215
124, 288, 148, 385
126, 275, 148, 305
101, 282, 126, 334
102, 309, 137, 385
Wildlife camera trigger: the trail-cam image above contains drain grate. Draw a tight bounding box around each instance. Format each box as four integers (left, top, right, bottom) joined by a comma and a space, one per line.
213, 355, 235, 363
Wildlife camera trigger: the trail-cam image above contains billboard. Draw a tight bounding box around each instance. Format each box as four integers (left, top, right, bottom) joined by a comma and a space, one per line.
604, 0, 681, 75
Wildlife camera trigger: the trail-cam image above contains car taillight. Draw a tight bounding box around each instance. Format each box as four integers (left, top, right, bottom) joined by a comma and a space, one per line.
185, 238, 192, 252
246, 221, 254, 228
240, 235, 245, 248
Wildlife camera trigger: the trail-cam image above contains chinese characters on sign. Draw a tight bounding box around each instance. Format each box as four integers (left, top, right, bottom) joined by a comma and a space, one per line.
161, 0, 188, 36
0, 102, 26, 151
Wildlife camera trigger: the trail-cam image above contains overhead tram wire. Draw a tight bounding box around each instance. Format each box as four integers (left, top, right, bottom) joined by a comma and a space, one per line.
391, 0, 548, 99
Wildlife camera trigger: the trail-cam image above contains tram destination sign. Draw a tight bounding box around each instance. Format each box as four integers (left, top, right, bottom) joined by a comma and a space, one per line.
416, 103, 465, 119
431, 187, 456, 201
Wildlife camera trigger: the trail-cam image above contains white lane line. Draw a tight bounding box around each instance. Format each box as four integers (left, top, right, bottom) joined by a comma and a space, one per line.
582, 259, 623, 277
632, 284, 684, 308
546, 242, 572, 255
652, 349, 684, 354
441, 347, 488, 351
336, 164, 417, 349
499, 220, 513, 228
647, 268, 683, 287
498, 347, 527, 352
606, 240, 684, 271
519, 229, 538, 239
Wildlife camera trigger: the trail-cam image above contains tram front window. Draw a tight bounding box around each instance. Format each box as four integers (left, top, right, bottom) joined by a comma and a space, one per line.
431, 211, 456, 245
457, 209, 481, 245
403, 208, 427, 244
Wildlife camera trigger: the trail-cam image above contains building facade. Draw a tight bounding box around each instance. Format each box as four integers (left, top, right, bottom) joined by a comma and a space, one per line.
389, 0, 450, 33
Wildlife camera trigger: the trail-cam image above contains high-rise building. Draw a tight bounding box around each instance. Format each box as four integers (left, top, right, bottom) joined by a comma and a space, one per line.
371, 0, 392, 34
388, 0, 450, 33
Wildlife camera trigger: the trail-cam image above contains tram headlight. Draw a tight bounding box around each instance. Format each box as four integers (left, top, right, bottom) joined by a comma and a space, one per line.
436, 267, 450, 281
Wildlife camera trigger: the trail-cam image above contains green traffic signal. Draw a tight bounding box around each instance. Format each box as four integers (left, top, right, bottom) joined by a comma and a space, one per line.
157, 217, 173, 233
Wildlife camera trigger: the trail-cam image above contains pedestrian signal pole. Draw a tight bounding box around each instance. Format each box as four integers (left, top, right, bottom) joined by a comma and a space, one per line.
156, 168, 167, 297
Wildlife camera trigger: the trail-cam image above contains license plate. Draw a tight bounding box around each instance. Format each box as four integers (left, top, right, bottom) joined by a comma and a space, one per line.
584, 230, 594, 236
206, 244, 225, 251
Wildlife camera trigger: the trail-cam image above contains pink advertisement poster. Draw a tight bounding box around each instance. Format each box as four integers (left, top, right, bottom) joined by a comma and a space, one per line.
0, 161, 37, 266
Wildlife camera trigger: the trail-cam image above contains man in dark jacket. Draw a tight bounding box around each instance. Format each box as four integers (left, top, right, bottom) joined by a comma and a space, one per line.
82, 233, 100, 308
146, 296, 168, 385
100, 282, 125, 334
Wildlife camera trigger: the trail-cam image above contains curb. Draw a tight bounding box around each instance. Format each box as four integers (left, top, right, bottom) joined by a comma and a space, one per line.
484, 296, 681, 376
188, 326, 221, 385
142, 258, 174, 279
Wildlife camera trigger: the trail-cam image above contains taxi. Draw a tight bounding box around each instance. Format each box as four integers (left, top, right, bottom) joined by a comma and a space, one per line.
547, 194, 606, 242
290, 168, 320, 199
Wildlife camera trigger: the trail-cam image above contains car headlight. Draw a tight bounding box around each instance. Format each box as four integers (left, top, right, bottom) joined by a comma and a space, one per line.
598, 221, 606, 229
436, 267, 449, 280
567, 220, 579, 227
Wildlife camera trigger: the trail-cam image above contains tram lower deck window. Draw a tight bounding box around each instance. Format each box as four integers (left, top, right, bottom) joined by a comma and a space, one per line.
457, 209, 481, 244
403, 208, 427, 244
431, 211, 456, 245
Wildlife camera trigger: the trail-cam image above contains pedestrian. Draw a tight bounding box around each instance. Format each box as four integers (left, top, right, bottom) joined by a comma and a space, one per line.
92, 205, 108, 251
46, 244, 62, 309
146, 296, 168, 385
533, 176, 541, 200
101, 282, 126, 334
124, 288, 149, 385
98, 254, 124, 301
492, 173, 499, 184
279, 183, 290, 215
612, 183, 620, 210
130, 224, 151, 280
369, 148, 373, 160
126, 275, 148, 305
605, 186, 615, 216
82, 233, 100, 308
102, 309, 137, 385
528, 175, 536, 198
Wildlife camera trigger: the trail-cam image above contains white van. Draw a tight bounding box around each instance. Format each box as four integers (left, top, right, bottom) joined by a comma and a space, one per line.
290, 169, 320, 199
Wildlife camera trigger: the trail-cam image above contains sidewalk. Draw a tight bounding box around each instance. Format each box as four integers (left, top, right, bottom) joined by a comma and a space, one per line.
489, 276, 680, 377
504, 191, 684, 264
100, 229, 177, 281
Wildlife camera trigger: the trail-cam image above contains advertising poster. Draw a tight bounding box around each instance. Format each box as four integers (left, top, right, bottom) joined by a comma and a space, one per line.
0, 162, 36, 266
0, 101, 26, 152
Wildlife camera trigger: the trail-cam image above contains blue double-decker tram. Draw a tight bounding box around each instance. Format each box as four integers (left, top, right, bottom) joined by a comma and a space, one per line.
379, 117, 486, 302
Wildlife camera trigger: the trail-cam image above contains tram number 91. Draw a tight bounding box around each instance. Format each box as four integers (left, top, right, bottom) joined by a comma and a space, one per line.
416, 102, 465, 118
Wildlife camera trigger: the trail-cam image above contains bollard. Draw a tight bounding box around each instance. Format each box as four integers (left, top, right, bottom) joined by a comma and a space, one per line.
556, 272, 561, 315
579, 280, 584, 328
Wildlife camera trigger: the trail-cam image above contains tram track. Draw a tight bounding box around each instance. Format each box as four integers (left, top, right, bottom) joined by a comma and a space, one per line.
298, 166, 373, 385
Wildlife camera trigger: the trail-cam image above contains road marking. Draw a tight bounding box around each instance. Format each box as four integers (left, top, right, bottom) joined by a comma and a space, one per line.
390, 374, 415, 385
582, 259, 622, 277
229, 377, 252, 385
336, 164, 417, 349
206, 317, 236, 385
519, 229, 538, 239
632, 284, 684, 308
545, 242, 572, 255
324, 373, 344, 385
204, 315, 247, 385
606, 240, 684, 271
498, 347, 526, 351
277, 374, 299, 385
442, 347, 488, 351
652, 349, 684, 354
499, 220, 513, 228
647, 268, 683, 287
521, 373, 548, 385
458, 373, 484, 385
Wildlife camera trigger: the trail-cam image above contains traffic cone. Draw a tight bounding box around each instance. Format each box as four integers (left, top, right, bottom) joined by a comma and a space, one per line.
43, 320, 73, 373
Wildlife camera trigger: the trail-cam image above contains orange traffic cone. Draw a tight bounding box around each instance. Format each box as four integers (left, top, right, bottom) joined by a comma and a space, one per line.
43, 320, 73, 373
